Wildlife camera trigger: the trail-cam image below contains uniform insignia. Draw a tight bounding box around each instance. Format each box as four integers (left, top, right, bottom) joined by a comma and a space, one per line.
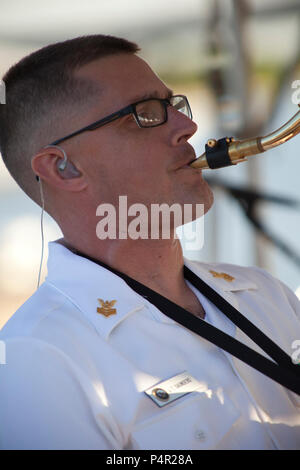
97, 299, 117, 317
209, 270, 235, 282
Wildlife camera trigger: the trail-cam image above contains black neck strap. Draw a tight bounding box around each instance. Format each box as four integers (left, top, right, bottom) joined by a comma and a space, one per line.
74, 249, 300, 397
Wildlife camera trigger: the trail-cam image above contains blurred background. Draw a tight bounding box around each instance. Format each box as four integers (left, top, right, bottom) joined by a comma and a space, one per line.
1, 0, 300, 328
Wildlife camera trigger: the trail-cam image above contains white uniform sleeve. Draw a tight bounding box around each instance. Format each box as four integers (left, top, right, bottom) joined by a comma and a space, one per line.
250, 265, 300, 381
278, 280, 300, 322
250, 266, 300, 320
0, 337, 117, 450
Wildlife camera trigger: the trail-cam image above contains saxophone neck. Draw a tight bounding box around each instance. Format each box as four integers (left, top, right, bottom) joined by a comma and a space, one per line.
190, 105, 300, 170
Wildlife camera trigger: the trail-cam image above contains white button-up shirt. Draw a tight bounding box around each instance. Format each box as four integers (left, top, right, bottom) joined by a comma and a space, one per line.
0, 241, 300, 450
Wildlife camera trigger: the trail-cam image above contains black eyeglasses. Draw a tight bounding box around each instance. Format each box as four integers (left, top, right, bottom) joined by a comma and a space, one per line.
49, 94, 192, 146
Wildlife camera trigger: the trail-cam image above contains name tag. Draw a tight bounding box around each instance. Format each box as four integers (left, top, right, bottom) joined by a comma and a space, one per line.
144, 371, 203, 407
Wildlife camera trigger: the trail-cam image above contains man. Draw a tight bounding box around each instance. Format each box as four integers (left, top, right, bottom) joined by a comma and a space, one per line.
0, 35, 300, 450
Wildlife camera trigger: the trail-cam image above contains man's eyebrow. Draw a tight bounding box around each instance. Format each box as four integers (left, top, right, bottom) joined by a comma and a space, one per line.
130, 88, 174, 103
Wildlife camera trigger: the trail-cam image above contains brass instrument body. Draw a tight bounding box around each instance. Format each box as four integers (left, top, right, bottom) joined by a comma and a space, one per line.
190, 105, 300, 170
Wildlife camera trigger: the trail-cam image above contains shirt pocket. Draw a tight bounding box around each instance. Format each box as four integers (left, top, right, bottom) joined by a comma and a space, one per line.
130, 388, 241, 450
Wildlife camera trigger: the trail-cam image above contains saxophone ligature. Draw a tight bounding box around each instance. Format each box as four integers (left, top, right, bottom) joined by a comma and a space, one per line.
190, 105, 300, 170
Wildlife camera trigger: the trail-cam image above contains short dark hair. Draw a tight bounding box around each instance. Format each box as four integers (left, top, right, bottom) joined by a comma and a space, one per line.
0, 35, 140, 204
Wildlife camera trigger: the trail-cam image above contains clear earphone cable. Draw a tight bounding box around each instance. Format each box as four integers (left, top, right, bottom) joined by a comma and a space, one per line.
37, 179, 45, 289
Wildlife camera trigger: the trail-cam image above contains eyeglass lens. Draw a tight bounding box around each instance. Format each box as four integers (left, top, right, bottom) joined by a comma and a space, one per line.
136, 96, 191, 128
136, 99, 166, 127
170, 96, 191, 119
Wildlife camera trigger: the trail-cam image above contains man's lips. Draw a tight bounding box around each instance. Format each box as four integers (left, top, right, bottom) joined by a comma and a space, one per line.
187, 157, 198, 167
174, 152, 197, 170
168, 145, 200, 171
177, 157, 201, 171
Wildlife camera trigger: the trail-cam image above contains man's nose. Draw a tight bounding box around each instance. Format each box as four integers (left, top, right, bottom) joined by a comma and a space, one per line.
167, 106, 198, 145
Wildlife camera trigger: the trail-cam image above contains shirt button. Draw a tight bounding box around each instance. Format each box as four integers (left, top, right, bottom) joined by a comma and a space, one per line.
195, 430, 206, 441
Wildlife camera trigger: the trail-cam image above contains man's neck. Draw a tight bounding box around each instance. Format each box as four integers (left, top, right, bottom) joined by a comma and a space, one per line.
60, 236, 184, 293
58, 235, 205, 319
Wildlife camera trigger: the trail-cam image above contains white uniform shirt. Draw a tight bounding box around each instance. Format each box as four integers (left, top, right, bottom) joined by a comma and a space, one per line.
0, 241, 300, 450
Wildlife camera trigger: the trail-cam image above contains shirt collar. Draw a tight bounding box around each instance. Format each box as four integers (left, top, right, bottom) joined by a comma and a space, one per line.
183, 258, 258, 341
183, 258, 258, 293
45, 242, 257, 340
45, 241, 146, 340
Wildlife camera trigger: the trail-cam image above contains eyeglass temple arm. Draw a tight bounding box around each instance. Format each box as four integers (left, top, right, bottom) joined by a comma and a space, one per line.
50, 106, 133, 145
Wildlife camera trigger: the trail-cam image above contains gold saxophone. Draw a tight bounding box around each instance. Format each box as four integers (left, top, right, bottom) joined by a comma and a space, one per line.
190, 105, 300, 170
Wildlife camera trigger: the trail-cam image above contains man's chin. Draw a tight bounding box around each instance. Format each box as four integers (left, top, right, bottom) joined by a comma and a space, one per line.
203, 187, 214, 214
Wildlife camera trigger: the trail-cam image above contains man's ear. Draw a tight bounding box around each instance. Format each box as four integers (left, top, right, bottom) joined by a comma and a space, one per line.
56, 159, 82, 179
31, 147, 87, 192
